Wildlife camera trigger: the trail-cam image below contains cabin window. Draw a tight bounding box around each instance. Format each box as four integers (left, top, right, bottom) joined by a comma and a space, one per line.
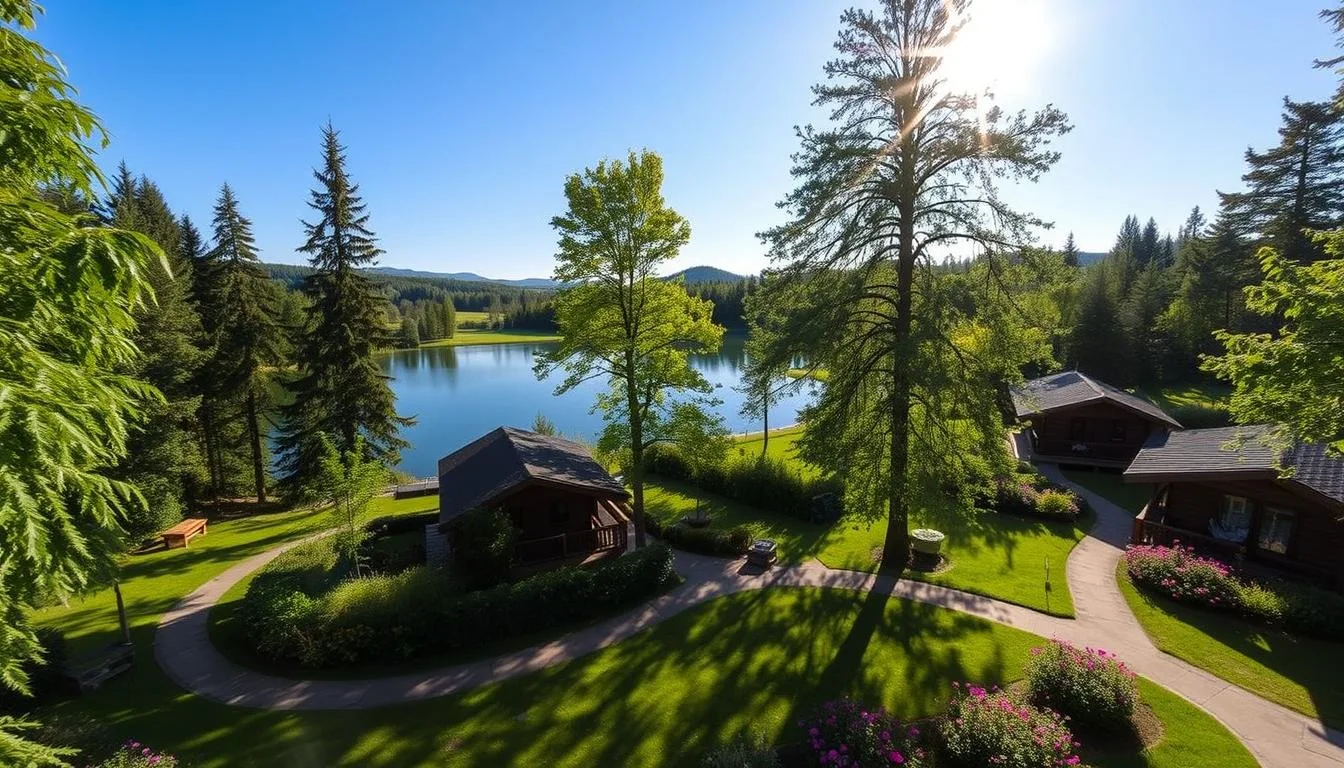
1257, 507, 1296, 555
1219, 495, 1252, 533
1109, 419, 1127, 443
1069, 418, 1087, 441
549, 501, 570, 525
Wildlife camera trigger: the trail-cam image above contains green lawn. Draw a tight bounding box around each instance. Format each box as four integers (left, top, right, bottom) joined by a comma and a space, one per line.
1062, 468, 1153, 514
37, 551, 1252, 768
655, 428, 1093, 617
1117, 562, 1344, 731
416, 328, 559, 348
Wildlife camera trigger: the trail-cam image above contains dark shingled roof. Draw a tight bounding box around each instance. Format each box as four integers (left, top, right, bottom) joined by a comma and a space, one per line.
437, 427, 628, 525
1124, 425, 1344, 505
1010, 371, 1182, 429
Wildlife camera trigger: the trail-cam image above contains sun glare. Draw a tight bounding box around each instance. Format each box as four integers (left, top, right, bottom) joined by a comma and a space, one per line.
940, 0, 1053, 98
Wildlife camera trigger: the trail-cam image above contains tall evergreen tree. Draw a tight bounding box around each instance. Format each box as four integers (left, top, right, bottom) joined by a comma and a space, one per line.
1061, 232, 1080, 268
1070, 264, 1130, 384
1219, 98, 1344, 262
1136, 217, 1161, 266
1176, 206, 1206, 247
750, 0, 1068, 569
202, 184, 283, 502
108, 174, 208, 541
277, 123, 409, 494
1122, 263, 1172, 384
1160, 212, 1259, 369
1114, 215, 1141, 255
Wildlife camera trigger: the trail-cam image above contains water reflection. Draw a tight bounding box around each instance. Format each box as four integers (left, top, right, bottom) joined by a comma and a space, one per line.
380, 335, 813, 477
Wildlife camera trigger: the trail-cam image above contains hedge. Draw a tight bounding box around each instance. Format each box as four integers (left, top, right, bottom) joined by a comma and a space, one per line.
647, 516, 752, 557
644, 443, 839, 520
241, 541, 678, 668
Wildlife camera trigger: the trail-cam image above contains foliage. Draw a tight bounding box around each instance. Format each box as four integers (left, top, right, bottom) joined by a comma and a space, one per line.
195, 182, 285, 502
646, 517, 751, 557
1123, 544, 1241, 610
91, 741, 179, 768
277, 122, 411, 496
1204, 233, 1344, 451
798, 698, 927, 767
0, 628, 67, 714
1237, 578, 1344, 641
699, 734, 779, 768
987, 474, 1083, 522
451, 507, 516, 591
644, 442, 838, 521
0, 0, 161, 703
750, 1, 1068, 571
241, 543, 677, 668
316, 434, 388, 576
1025, 640, 1137, 732
536, 150, 728, 547
531, 412, 558, 436
938, 684, 1080, 768
0, 716, 76, 768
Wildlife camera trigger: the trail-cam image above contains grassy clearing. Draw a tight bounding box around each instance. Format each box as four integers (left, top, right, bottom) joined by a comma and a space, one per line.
416, 329, 559, 348
785, 368, 829, 382
651, 429, 1092, 617
40, 572, 1249, 767
1061, 468, 1153, 514
1117, 561, 1344, 731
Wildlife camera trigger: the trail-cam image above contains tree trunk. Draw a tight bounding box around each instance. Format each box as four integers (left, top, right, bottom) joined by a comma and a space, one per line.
246, 389, 267, 503
625, 347, 647, 548
881, 203, 918, 575
200, 405, 220, 499
762, 393, 770, 457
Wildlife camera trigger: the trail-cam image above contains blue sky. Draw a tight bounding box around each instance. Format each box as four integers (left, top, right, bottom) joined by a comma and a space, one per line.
36, 0, 1340, 278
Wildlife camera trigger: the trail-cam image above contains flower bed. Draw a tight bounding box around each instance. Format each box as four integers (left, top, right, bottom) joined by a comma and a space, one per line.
939, 683, 1080, 768
1025, 640, 1137, 731
94, 741, 179, 767
986, 473, 1086, 522
800, 698, 927, 767
1124, 544, 1344, 641
240, 540, 678, 668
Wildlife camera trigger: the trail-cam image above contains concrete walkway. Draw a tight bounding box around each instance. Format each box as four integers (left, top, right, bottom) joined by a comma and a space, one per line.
155, 473, 1344, 767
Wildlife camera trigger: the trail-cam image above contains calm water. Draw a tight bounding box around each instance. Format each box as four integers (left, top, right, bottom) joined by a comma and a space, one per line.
379, 335, 814, 477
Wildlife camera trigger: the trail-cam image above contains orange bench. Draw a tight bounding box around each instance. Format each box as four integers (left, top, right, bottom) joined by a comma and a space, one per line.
161, 517, 208, 549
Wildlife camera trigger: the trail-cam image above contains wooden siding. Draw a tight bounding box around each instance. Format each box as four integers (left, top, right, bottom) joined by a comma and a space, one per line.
1152, 479, 1344, 587
1027, 401, 1163, 464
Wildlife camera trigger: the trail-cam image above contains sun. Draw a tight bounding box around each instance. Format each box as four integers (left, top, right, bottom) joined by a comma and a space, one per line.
939, 0, 1054, 99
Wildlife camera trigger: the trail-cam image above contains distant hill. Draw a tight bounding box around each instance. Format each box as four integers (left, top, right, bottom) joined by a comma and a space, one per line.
1077, 251, 1106, 267
665, 266, 747, 284
366, 266, 558, 289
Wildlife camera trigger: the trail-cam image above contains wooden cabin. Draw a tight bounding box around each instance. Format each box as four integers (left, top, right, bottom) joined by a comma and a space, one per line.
1125, 425, 1344, 589
1011, 371, 1182, 468
437, 427, 633, 567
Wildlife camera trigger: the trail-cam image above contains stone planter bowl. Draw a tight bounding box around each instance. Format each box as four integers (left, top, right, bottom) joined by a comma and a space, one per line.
911, 528, 945, 556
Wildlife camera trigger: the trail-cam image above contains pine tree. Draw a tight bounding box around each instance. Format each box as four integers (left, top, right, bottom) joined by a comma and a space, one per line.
1070, 265, 1130, 384
1114, 215, 1141, 255
1219, 99, 1344, 262
108, 173, 208, 541
202, 184, 284, 502
441, 300, 456, 338
1123, 264, 1172, 383
1061, 232, 1080, 268
277, 123, 409, 494
1136, 217, 1161, 266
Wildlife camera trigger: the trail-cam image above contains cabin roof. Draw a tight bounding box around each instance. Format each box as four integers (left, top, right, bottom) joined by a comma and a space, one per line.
1124, 424, 1344, 505
1010, 371, 1182, 429
437, 426, 628, 524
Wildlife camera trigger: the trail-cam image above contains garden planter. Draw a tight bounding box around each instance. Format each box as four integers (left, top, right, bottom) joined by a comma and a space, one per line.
911, 528, 945, 556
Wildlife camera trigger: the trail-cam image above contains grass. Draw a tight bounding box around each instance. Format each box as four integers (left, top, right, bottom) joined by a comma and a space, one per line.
1136, 382, 1233, 429
785, 368, 829, 382
38, 562, 1251, 768
1117, 561, 1344, 731
649, 428, 1093, 617
1061, 468, 1153, 514
415, 328, 559, 348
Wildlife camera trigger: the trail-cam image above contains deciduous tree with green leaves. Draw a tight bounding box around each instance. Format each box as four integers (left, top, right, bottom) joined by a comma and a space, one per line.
1, 1, 162, 762
536, 150, 729, 547
1204, 231, 1344, 452
316, 434, 388, 577
750, 0, 1068, 571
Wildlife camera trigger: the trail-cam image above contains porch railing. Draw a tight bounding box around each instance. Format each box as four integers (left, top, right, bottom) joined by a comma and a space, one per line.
1129, 503, 1244, 560
514, 522, 628, 564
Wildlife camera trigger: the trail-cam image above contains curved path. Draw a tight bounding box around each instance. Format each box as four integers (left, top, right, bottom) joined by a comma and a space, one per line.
155, 469, 1344, 768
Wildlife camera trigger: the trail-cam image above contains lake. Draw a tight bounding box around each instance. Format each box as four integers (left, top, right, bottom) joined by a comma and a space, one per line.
379, 335, 814, 477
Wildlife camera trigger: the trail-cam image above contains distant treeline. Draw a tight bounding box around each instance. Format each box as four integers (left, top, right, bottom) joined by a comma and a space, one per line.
683, 277, 756, 330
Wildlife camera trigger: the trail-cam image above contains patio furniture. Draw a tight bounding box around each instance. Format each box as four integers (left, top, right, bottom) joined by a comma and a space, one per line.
747, 539, 778, 568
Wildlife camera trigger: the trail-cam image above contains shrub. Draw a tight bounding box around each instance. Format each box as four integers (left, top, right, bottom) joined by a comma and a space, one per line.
1025, 640, 1137, 732
1123, 544, 1239, 610
650, 519, 752, 557
644, 443, 839, 521
1033, 490, 1079, 520
244, 543, 678, 667
1237, 578, 1344, 641
939, 684, 1080, 768
451, 507, 516, 590
94, 741, 179, 768
700, 735, 780, 768
987, 474, 1084, 522
0, 628, 68, 713
364, 510, 438, 538
799, 698, 927, 767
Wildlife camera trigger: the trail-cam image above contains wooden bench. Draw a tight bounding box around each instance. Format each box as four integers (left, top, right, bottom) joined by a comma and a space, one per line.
161, 517, 208, 549
65, 642, 134, 693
